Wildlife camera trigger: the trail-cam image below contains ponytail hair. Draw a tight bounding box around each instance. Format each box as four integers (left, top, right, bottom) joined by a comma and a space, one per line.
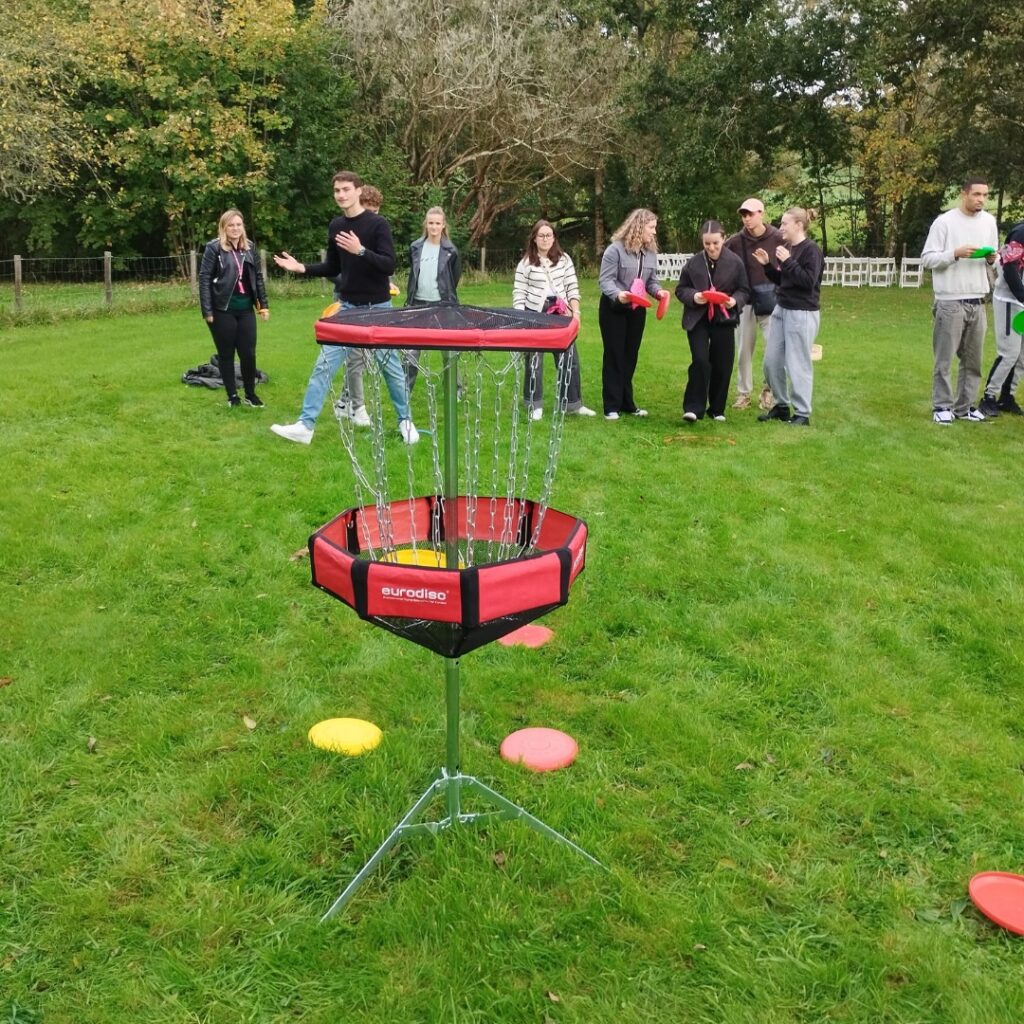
784, 207, 817, 233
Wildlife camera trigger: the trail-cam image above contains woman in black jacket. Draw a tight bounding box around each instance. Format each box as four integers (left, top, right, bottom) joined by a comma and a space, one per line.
675, 220, 750, 422
403, 206, 461, 392
198, 209, 270, 407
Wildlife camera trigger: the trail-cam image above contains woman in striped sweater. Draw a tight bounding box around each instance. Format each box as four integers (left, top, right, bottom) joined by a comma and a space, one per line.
512, 220, 596, 419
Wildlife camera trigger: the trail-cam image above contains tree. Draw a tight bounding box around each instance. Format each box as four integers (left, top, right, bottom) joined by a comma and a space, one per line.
328, 0, 627, 246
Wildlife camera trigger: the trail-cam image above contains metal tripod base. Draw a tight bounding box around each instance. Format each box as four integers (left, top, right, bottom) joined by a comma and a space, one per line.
320, 767, 604, 921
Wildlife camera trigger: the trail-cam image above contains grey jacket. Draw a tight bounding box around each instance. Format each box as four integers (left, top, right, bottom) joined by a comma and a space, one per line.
598, 241, 662, 302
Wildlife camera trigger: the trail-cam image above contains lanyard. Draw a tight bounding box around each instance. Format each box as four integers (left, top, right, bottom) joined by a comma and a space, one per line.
229, 248, 246, 294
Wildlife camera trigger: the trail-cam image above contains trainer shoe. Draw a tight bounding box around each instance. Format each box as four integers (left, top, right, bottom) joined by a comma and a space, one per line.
399, 419, 420, 445
978, 395, 1001, 418
271, 421, 314, 444
786, 415, 811, 426
350, 404, 372, 428
954, 407, 986, 422
227, 394, 242, 408
732, 394, 751, 410
758, 404, 791, 422
244, 394, 264, 408
631, 408, 649, 417
998, 397, 1024, 416
530, 407, 543, 421
933, 409, 954, 425
604, 412, 620, 421
713, 414, 726, 422
683, 411, 698, 422
573, 405, 597, 416
333, 399, 351, 420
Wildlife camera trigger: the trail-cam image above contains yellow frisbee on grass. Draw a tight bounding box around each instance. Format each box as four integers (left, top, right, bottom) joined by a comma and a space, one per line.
308, 718, 382, 755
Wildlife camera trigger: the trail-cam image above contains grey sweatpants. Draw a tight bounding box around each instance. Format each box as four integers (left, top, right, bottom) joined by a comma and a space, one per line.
983, 298, 1024, 400
763, 307, 819, 418
931, 299, 986, 414
735, 304, 772, 397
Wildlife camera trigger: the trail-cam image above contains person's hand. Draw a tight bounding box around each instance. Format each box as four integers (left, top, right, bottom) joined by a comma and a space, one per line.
695, 291, 708, 305
657, 289, 670, 299
752, 247, 770, 265
204, 315, 214, 323
618, 291, 630, 304
726, 296, 737, 308
776, 245, 791, 262
954, 244, 977, 259
336, 230, 362, 254
259, 308, 270, 322
274, 251, 304, 273
571, 309, 581, 321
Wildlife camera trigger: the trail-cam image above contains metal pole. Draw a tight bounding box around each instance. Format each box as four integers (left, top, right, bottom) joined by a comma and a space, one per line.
442, 352, 461, 820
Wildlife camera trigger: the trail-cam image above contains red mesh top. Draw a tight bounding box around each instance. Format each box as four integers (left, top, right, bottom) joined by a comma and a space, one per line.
315, 303, 578, 352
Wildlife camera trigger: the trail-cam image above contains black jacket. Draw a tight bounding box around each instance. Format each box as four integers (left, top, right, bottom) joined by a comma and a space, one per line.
302, 209, 396, 305
198, 240, 269, 317
405, 235, 461, 305
763, 238, 824, 311
675, 248, 749, 332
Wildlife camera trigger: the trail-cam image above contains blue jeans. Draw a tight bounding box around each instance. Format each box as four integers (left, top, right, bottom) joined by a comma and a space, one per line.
298, 300, 410, 428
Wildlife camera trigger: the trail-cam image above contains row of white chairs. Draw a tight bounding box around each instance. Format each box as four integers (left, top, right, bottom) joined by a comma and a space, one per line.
656, 254, 925, 288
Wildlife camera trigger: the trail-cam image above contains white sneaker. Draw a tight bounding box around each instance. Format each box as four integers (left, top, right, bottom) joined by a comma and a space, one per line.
399, 419, 420, 444
350, 404, 372, 427
530, 407, 543, 421
933, 409, 953, 425
683, 411, 697, 422
333, 399, 351, 420
954, 407, 986, 422
631, 408, 648, 417
271, 421, 314, 445
713, 414, 726, 422
573, 405, 597, 417
604, 412, 619, 421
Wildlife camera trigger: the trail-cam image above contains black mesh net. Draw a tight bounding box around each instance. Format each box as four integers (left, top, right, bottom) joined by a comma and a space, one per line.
320, 303, 571, 333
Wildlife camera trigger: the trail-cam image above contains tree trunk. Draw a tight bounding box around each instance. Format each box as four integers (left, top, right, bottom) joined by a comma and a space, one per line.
594, 165, 605, 258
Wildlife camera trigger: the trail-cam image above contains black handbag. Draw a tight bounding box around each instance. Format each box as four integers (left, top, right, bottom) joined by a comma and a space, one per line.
751, 282, 777, 316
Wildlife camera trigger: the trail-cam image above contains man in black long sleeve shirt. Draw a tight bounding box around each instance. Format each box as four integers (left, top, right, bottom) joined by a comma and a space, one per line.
270, 171, 418, 445
979, 222, 1024, 417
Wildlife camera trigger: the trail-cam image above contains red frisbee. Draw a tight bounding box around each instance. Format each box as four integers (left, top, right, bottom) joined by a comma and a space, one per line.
500, 727, 578, 772
656, 292, 671, 320
969, 871, 1024, 934
1012, 309, 1024, 334
497, 624, 554, 648
626, 291, 652, 309
701, 289, 730, 305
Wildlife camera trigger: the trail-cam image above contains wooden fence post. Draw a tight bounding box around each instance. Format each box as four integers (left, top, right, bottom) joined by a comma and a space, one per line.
480, 246, 487, 274
189, 251, 198, 298
13, 255, 23, 312
103, 251, 113, 308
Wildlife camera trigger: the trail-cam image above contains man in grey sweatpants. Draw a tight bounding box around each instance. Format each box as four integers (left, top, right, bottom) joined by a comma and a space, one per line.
921, 178, 999, 424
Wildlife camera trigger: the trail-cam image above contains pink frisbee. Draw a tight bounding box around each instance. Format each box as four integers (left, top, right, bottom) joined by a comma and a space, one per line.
497, 624, 554, 649
969, 872, 1024, 934
500, 727, 578, 772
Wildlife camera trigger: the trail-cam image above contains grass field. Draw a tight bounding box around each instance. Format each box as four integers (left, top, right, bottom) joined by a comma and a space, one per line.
3, 282, 1024, 1023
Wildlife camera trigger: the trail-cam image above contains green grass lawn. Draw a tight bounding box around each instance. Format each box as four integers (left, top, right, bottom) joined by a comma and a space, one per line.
3, 282, 1024, 1023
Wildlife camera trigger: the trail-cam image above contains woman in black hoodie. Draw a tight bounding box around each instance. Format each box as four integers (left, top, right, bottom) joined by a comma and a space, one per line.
675, 220, 749, 422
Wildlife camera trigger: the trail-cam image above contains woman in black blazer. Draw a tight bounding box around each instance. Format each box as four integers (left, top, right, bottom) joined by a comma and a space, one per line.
675, 220, 750, 422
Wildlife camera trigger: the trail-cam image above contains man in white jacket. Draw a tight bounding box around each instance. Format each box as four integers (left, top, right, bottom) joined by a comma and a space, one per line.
921, 178, 999, 424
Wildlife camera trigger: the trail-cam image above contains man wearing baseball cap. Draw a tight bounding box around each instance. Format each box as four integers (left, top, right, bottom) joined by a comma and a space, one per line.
724, 199, 784, 409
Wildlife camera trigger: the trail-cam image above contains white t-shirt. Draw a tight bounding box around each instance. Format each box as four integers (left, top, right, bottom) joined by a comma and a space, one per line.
415, 241, 441, 302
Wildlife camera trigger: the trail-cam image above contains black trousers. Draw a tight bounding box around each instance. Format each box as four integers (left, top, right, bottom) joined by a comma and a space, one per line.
599, 294, 647, 414
210, 307, 257, 398
683, 320, 737, 418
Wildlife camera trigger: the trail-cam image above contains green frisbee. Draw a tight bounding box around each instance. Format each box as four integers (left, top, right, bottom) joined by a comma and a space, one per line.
969, 246, 995, 259
1013, 309, 1024, 334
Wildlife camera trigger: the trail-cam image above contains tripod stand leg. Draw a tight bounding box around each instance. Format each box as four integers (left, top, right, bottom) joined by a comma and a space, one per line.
459, 775, 605, 869
320, 776, 445, 922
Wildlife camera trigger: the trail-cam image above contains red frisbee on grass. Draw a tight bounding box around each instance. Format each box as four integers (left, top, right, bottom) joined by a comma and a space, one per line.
969, 871, 1024, 934
500, 727, 578, 772
656, 292, 671, 320
1012, 309, 1024, 334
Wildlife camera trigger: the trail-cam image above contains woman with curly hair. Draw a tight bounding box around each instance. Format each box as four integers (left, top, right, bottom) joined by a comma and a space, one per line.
597, 208, 670, 420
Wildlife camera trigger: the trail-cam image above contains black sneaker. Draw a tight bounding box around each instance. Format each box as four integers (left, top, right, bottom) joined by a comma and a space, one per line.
978, 395, 1001, 418
757, 404, 791, 422
998, 397, 1024, 416
244, 394, 264, 408
786, 415, 811, 426
227, 394, 242, 408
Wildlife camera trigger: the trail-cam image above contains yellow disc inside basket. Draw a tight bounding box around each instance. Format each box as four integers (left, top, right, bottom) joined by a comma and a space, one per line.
321, 300, 341, 318
381, 548, 464, 569
308, 718, 382, 756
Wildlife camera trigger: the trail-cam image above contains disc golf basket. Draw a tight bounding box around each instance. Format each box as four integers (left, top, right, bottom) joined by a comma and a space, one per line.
307, 303, 602, 920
